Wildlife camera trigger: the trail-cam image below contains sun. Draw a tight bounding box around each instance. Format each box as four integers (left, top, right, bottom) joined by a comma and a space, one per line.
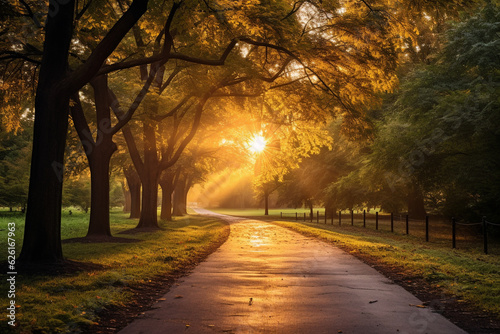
248, 134, 267, 153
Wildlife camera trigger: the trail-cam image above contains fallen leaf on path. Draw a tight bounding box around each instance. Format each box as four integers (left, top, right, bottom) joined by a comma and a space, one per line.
409, 304, 426, 308
175, 295, 184, 299
369, 300, 378, 304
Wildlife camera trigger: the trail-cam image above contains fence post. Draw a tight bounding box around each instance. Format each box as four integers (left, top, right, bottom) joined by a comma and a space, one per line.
310, 211, 313, 223
406, 215, 409, 235
483, 216, 488, 255
452, 217, 456, 249
339, 211, 341, 226
390, 212, 394, 233
425, 216, 429, 242
363, 210, 366, 228
351, 210, 354, 226
324, 211, 327, 224
376, 212, 379, 230
317, 210, 319, 224
295, 212, 298, 221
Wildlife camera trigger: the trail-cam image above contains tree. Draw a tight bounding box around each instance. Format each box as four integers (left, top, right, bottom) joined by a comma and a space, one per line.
8, 0, 150, 263
123, 164, 141, 218
0, 116, 32, 211
63, 174, 91, 213
357, 3, 500, 220
277, 121, 365, 215
5, 0, 461, 263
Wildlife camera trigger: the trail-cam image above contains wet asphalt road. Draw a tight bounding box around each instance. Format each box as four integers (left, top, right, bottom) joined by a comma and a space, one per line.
119, 209, 466, 334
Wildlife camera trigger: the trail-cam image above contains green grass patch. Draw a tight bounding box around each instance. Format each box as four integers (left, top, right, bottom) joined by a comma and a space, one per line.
269, 219, 500, 318
0, 209, 228, 333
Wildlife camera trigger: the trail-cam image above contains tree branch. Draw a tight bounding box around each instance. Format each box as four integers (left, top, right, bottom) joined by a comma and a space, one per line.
18, 0, 42, 28
0, 51, 41, 64
70, 93, 95, 158
359, 0, 375, 12
161, 1, 182, 55
75, 0, 93, 20
108, 89, 145, 175
282, 0, 305, 21
159, 93, 211, 170
269, 76, 308, 89
153, 95, 194, 122
67, 0, 149, 93
97, 38, 239, 75
159, 66, 184, 94
210, 92, 262, 98
109, 66, 157, 136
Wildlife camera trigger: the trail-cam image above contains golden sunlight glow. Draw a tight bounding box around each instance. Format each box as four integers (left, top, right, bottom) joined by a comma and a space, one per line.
248, 134, 267, 153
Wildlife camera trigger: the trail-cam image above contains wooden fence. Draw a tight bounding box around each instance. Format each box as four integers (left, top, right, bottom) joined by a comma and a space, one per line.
279, 210, 500, 255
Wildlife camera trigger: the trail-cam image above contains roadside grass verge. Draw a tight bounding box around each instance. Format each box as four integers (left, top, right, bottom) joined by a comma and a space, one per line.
210, 208, 500, 252
270, 219, 500, 319
0, 210, 229, 333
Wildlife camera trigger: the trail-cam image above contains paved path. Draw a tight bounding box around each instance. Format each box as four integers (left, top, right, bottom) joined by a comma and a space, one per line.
119, 210, 466, 334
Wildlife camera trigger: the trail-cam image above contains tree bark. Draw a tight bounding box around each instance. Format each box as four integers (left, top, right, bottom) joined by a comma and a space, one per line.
19, 0, 150, 264
124, 165, 141, 218
264, 189, 269, 216
136, 121, 160, 228
122, 181, 131, 213
19, 1, 75, 263
183, 177, 192, 214
324, 204, 334, 219
159, 170, 175, 221
85, 75, 117, 237
173, 177, 187, 216
407, 184, 427, 219
87, 142, 115, 237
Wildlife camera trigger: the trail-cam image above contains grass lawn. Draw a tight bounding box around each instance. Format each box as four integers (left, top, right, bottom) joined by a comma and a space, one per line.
0, 209, 228, 333
211, 208, 500, 319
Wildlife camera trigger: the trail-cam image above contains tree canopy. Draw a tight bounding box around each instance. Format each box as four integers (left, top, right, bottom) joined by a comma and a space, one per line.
1, 0, 496, 264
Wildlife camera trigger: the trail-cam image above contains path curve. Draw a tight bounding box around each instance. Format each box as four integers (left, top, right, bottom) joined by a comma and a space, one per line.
119, 210, 466, 334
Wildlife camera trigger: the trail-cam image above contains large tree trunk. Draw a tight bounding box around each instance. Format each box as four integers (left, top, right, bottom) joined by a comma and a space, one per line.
19, 1, 75, 263
122, 180, 131, 213
407, 184, 427, 219
124, 165, 141, 218
264, 189, 269, 216
173, 177, 187, 216
21, 97, 70, 262
138, 172, 159, 228
20, 0, 149, 263
183, 178, 192, 214
324, 204, 334, 219
136, 121, 160, 229
87, 143, 115, 237
159, 171, 175, 221
85, 75, 118, 238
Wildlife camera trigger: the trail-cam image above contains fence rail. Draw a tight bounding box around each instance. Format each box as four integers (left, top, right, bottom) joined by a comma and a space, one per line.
279, 210, 499, 254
